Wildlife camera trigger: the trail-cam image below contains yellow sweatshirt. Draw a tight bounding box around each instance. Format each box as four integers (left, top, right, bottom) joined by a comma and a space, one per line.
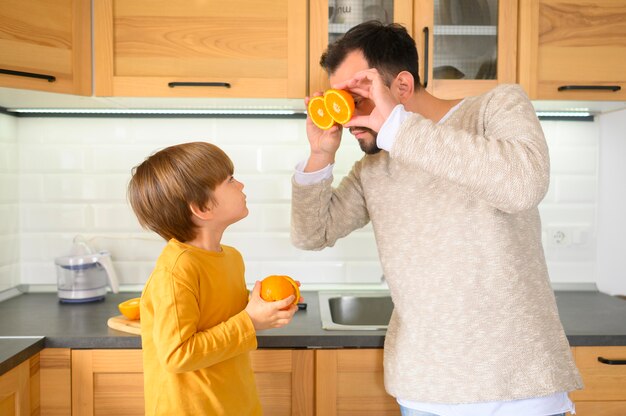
140, 239, 261, 415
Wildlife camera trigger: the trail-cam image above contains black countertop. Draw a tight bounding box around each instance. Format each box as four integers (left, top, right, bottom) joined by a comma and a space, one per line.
1, 290, 626, 375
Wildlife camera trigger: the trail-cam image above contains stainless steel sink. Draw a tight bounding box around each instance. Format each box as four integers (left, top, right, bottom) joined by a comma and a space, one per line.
318, 291, 393, 330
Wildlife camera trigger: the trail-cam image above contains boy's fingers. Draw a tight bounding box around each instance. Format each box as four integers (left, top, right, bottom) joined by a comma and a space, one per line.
275, 295, 296, 310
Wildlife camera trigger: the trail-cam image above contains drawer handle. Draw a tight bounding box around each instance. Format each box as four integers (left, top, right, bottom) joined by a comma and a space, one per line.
422, 27, 429, 88
168, 82, 231, 88
598, 356, 626, 365
558, 85, 621, 92
0, 68, 56, 82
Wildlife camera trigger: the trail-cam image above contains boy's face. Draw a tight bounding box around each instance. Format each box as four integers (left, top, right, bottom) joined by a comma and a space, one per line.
210, 175, 248, 226
329, 49, 380, 155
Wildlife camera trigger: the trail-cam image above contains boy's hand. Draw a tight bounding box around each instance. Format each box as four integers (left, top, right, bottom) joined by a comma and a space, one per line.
304, 93, 342, 172
245, 281, 298, 330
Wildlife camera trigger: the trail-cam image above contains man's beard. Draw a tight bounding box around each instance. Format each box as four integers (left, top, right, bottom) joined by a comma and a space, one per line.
351, 127, 382, 155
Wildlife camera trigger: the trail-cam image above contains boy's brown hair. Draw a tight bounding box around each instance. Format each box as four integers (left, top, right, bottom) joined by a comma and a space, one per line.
128, 141, 234, 242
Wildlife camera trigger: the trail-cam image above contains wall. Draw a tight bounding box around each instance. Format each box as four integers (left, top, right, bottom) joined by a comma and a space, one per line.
0, 113, 19, 292
597, 109, 626, 295
12, 115, 599, 290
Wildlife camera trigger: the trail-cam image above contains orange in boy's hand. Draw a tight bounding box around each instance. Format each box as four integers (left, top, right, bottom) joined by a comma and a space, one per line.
260, 275, 300, 306
118, 297, 141, 320
308, 96, 335, 130
324, 89, 355, 125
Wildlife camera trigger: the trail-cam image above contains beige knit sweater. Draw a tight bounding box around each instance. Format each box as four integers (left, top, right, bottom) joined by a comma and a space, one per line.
291, 84, 583, 403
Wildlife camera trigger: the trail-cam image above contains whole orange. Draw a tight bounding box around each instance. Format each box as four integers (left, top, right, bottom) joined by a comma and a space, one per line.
260, 275, 300, 306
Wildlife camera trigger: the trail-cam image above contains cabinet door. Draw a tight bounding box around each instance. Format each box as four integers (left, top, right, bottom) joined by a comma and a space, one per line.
40, 348, 71, 416
0, 0, 91, 95
315, 349, 400, 416
309, 0, 413, 94
94, 0, 307, 98
571, 346, 626, 416
414, 0, 517, 99
0, 358, 31, 416
72, 349, 144, 416
250, 349, 315, 416
71, 349, 314, 416
518, 0, 626, 100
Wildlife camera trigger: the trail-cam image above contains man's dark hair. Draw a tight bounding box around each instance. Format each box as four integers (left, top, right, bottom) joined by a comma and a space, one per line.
320, 21, 420, 87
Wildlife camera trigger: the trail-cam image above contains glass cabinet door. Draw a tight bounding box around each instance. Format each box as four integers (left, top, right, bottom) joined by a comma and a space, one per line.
309, 0, 413, 94
414, 0, 517, 99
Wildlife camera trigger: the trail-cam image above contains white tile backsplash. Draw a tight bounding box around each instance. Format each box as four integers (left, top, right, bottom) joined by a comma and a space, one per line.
0, 115, 602, 290
0, 113, 19, 291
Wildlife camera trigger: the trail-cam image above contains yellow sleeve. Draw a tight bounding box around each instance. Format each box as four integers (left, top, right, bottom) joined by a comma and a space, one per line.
148, 268, 257, 374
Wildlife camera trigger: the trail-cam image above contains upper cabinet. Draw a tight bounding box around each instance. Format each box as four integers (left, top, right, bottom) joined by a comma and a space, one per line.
0, 0, 91, 95
309, 0, 414, 94
94, 0, 307, 98
413, 0, 518, 99
518, 0, 626, 101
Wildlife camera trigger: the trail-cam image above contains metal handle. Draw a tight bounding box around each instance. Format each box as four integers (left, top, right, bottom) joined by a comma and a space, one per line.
558, 85, 621, 92
598, 356, 626, 365
422, 27, 429, 88
0, 68, 56, 82
168, 82, 231, 88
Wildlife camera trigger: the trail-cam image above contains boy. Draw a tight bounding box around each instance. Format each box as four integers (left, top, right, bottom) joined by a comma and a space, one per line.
128, 141, 298, 415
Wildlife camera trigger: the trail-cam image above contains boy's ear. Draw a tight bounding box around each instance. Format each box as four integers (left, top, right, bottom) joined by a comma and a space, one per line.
394, 71, 415, 100
189, 202, 213, 221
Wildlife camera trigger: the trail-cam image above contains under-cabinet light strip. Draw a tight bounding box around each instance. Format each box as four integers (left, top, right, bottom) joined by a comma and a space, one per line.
8, 108, 305, 115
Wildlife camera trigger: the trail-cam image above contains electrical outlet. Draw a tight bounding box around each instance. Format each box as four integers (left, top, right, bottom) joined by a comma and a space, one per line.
546, 225, 590, 248
550, 229, 570, 246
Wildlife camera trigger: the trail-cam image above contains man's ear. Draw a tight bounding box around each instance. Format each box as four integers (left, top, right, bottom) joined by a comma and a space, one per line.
189, 202, 213, 221
394, 71, 415, 100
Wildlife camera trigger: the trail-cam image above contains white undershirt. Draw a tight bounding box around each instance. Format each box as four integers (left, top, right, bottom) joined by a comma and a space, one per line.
294, 103, 576, 415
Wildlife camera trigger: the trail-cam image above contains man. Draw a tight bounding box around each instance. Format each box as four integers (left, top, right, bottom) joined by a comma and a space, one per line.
291, 21, 582, 416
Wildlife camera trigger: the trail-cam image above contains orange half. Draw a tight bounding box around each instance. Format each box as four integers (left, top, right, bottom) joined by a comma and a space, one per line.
260, 275, 300, 306
323, 89, 355, 125
118, 297, 141, 321
308, 96, 335, 130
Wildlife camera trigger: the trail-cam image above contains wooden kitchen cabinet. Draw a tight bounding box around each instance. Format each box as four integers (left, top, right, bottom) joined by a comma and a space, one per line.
412, 0, 518, 99
40, 348, 71, 416
71, 349, 314, 416
94, 0, 307, 98
570, 346, 626, 416
0, 354, 39, 416
315, 349, 399, 416
308, 0, 413, 94
518, 0, 626, 101
0, 0, 91, 95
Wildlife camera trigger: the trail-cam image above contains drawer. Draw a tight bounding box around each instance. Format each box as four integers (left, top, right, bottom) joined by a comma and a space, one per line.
571, 347, 626, 401
574, 401, 626, 416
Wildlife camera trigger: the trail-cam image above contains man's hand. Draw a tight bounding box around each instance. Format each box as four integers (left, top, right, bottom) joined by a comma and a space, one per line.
304, 94, 342, 171
333, 68, 399, 133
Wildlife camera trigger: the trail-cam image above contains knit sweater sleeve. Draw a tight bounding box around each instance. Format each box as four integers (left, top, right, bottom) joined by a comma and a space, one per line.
391, 84, 549, 213
291, 161, 370, 250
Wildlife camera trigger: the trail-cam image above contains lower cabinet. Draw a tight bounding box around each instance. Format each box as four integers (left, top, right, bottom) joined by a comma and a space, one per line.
24, 345, 626, 415
0, 354, 39, 416
316, 349, 399, 416
570, 346, 626, 416
70, 349, 314, 416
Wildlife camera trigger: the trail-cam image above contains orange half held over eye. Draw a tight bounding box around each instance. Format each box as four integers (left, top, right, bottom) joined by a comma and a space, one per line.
323, 89, 355, 125
260, 275, 300, 306
307, 95, 335, 130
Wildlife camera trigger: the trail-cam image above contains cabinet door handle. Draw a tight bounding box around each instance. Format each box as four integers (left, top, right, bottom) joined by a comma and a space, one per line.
558, 85, 621, 92
168, 82, 231, 88
598, 356, 626, 365
0, 68, 56, 82
422, 27, 429, 89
